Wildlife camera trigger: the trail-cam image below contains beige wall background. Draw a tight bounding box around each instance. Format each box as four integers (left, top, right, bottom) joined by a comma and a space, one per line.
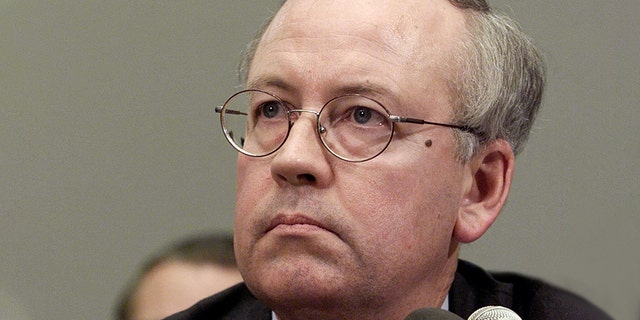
1, 1, 638, 319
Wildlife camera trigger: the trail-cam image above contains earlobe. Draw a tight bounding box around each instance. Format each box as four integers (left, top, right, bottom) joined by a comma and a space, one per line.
453, 139, 515, 243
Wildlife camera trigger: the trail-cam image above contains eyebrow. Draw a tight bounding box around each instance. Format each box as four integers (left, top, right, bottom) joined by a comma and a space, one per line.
246, 76, 294, 93
247, 75, 396, 101
336, 83, 395, 99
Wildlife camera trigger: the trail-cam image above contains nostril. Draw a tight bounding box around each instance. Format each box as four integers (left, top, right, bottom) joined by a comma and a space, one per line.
274, 173, 317, 185
298, 173, 316, 183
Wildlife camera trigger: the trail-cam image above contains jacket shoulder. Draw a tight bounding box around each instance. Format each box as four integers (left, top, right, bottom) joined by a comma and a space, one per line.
451, 260, 612, 320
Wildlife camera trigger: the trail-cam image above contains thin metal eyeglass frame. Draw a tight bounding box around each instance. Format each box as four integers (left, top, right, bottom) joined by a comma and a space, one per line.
214, 89, 474, 162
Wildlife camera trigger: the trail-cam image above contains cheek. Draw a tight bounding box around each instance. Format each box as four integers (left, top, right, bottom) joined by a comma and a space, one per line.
235, 156, 257, 193
235, 156, 272, 208
339, 159, 461, 249
234, 157, 271, 244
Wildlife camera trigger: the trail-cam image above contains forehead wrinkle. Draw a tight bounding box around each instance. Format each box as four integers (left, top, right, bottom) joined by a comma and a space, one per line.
283, 19, 416, 64
252, 33, 401, 90
250, 31, 409, 102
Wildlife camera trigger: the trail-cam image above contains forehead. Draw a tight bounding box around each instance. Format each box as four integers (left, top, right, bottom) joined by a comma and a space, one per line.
270, 0, 464, 35
249, 0, 466, 109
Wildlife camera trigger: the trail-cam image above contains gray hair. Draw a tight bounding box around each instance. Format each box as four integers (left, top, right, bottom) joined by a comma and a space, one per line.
237, 0, 545, 162
449, 0, 545, 161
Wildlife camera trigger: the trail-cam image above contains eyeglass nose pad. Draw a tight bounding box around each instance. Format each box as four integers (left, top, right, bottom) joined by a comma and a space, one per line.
227, 131, 246, 147
319, 124, 327, 134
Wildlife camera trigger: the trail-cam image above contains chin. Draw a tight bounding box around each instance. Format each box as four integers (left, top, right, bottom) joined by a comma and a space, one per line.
254, 278, 349, 312
247, 257, 350, 302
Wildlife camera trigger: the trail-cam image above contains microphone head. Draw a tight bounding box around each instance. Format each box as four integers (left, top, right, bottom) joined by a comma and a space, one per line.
468, 306, 522, 320
404, 308, 464, 320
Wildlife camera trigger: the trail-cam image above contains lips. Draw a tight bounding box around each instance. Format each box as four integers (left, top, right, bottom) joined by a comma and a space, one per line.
266, 214, 330, 234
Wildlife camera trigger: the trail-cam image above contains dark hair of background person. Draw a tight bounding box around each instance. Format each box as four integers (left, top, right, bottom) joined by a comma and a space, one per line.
114, 233, 236, 320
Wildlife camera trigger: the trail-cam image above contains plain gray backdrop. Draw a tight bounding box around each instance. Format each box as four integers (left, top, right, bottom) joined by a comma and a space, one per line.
1, 1, 638, 319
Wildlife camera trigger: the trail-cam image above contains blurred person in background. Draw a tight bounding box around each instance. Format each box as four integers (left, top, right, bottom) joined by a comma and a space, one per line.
115, 233, 241, 320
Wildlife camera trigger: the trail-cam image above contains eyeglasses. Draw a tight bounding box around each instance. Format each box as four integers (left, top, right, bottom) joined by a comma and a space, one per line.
215, 89, 473, 162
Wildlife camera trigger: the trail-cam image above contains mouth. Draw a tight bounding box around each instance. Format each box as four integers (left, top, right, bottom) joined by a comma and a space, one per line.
266, 214, 332, 235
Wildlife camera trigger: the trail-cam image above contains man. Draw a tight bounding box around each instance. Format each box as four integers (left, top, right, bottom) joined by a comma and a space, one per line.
168, 0, 611, 319
115, 234, 242, 320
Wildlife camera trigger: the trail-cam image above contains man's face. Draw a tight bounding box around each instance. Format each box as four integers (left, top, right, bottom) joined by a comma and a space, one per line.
233, 0, 470, 316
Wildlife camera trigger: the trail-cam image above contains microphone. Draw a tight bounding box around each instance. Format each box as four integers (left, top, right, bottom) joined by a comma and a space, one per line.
468, 306, 522, 320
404, 308, 464, 320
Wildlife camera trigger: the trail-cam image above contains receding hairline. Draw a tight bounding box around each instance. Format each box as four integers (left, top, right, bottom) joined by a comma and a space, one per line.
245, 0, 474, 103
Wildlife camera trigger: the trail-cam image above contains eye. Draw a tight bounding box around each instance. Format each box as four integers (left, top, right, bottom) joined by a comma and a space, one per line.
349, 105, 387, 128
353, 106, 372, 124
260, 100, 282, 119
319, 95, 391, 131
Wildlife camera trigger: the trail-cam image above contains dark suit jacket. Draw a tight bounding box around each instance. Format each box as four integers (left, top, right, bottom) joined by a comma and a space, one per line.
165, 260, 612, 320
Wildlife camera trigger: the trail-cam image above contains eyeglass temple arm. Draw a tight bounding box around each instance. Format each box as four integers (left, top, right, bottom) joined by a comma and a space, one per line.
389, 115, 473, 133
215, 106, 247, 116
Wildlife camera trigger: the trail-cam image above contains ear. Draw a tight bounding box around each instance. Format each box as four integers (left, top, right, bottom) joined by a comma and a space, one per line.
453, 139, 515, 243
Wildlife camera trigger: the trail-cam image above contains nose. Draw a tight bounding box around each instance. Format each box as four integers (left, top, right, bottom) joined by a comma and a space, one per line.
270, 113, 333, 187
